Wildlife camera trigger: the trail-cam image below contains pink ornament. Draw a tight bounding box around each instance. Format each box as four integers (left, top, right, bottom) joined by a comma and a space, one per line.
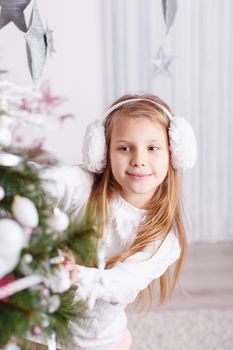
42, 288, 50, 297
25, 227, 33, 235
32, 326, 41, 336
14, 135, 24, 143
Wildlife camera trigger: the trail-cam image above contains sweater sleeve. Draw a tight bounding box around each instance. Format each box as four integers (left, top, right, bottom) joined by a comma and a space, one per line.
41, 164, 92, 215
75, 231, 181, 305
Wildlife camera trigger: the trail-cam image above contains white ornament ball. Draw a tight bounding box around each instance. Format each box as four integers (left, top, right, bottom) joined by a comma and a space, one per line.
0, 186, 5, 201
47, 208, 69, 231
0, 218, 26, 257
12, 196, 39, 228
0, 254, 20, 279
22, 253, 33, 264
45, 266, 71, 293
47, 295, 61, 313
0, 218, 26, 278
0, 115, 14, 148
3, 343, 21, 350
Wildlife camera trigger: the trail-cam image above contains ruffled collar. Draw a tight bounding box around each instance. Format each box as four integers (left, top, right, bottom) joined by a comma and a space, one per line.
110, 195, 147, 219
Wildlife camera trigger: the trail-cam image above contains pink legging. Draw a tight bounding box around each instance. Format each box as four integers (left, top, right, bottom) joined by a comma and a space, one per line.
111, 329, 132, 350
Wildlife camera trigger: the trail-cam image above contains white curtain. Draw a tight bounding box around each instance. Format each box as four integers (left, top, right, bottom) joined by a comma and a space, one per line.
99, 0, 233, 242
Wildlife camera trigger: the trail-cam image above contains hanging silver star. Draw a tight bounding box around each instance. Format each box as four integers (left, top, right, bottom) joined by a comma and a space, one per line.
0, 0, 32, 32
25, 0, 47, 83
45, 23, 56, 56
151, 46, 175, 77
162, 0, 178, 35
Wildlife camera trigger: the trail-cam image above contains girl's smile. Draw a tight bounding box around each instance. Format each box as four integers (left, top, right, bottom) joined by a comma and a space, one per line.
126, 172, 153, 179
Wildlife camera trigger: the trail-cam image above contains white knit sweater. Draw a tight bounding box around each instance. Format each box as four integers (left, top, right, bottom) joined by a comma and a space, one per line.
44, 165, 181, 350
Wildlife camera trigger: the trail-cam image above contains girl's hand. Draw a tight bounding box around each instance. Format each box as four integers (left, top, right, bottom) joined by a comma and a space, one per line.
60, 247, 79, 285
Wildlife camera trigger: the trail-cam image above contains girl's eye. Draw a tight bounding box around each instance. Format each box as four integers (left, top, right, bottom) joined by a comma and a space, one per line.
148, 146, 159, 151
119, 146, 130, 151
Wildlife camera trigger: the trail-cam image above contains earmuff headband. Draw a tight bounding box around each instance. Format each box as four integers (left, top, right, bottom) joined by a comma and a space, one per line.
102, 98, 174, 121
82, 97, 197, 173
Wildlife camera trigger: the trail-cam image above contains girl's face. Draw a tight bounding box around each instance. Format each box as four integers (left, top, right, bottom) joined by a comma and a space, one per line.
110, 115, 169, 209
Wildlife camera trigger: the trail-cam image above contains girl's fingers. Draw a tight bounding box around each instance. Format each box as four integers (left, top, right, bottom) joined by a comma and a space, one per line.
61, 247, 76, 264
70, 266, 79, 284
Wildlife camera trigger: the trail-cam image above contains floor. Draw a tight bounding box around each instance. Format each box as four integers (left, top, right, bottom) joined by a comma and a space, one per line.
127, 242, 233, 349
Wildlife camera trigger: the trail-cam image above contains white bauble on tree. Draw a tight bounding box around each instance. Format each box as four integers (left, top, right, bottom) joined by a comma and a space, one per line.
45, 266, 71, 293
0, 115, 14, 148
0, 255, 20, 279
0, 218, 26, 278
12, 195, 39, 228
0, 186, 5, 201
3, 342, 21, 350
47, 208, 69, 231
0, 219, 26, 256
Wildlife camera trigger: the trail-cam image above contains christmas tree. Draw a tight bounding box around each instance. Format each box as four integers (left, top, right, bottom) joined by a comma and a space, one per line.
0, 78, 98, 349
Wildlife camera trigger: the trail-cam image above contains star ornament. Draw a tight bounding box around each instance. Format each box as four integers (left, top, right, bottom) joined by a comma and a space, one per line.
45, 24, 56, 56
25, 1, 47, 83
151, 47, 175, 77
0, 0, 32, 32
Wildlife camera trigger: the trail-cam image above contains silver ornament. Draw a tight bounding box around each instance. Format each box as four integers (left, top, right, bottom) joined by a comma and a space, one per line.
162, 0, 178, 35
151, 46, 174, 77
0, 0, 32, 32
25, 1, 47, 83
45, 23, 56, 56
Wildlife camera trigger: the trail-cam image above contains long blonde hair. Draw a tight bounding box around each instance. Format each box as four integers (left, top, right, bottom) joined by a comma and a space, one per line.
85, 93, 187, 306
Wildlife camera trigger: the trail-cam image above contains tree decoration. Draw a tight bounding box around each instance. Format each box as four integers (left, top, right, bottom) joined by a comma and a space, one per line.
44, 23, 56, 56
0, 218, 26, 278
3, 343, 20, 350
47, 208, 69, 232
25, 1, 47, 83
12, 196, 39, 228
0, 0, 53, 83
0, 0, 32, 32
150, 1, 178, 80
33, 80, 67, 115
0, 152, 22, 167
0, 114, 14, 148
45, 266, 72, 294
162, 0, 178, 34
151, 46, 174, 77
0, 185, 5, 201
0, 79, 75, 149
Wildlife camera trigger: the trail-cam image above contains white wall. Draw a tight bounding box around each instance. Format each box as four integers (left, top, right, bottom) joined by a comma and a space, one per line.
0, 0, 105, 163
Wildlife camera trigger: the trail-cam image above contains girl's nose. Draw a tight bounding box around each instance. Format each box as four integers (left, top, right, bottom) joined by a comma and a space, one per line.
131, 160, 146, 167
130, 152, 146, 167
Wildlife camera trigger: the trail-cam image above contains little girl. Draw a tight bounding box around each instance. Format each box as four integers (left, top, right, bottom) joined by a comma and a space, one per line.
51, 93, 197, 350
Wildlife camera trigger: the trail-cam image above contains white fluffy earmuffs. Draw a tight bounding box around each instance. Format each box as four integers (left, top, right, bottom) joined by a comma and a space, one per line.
82, 98, 197, 173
